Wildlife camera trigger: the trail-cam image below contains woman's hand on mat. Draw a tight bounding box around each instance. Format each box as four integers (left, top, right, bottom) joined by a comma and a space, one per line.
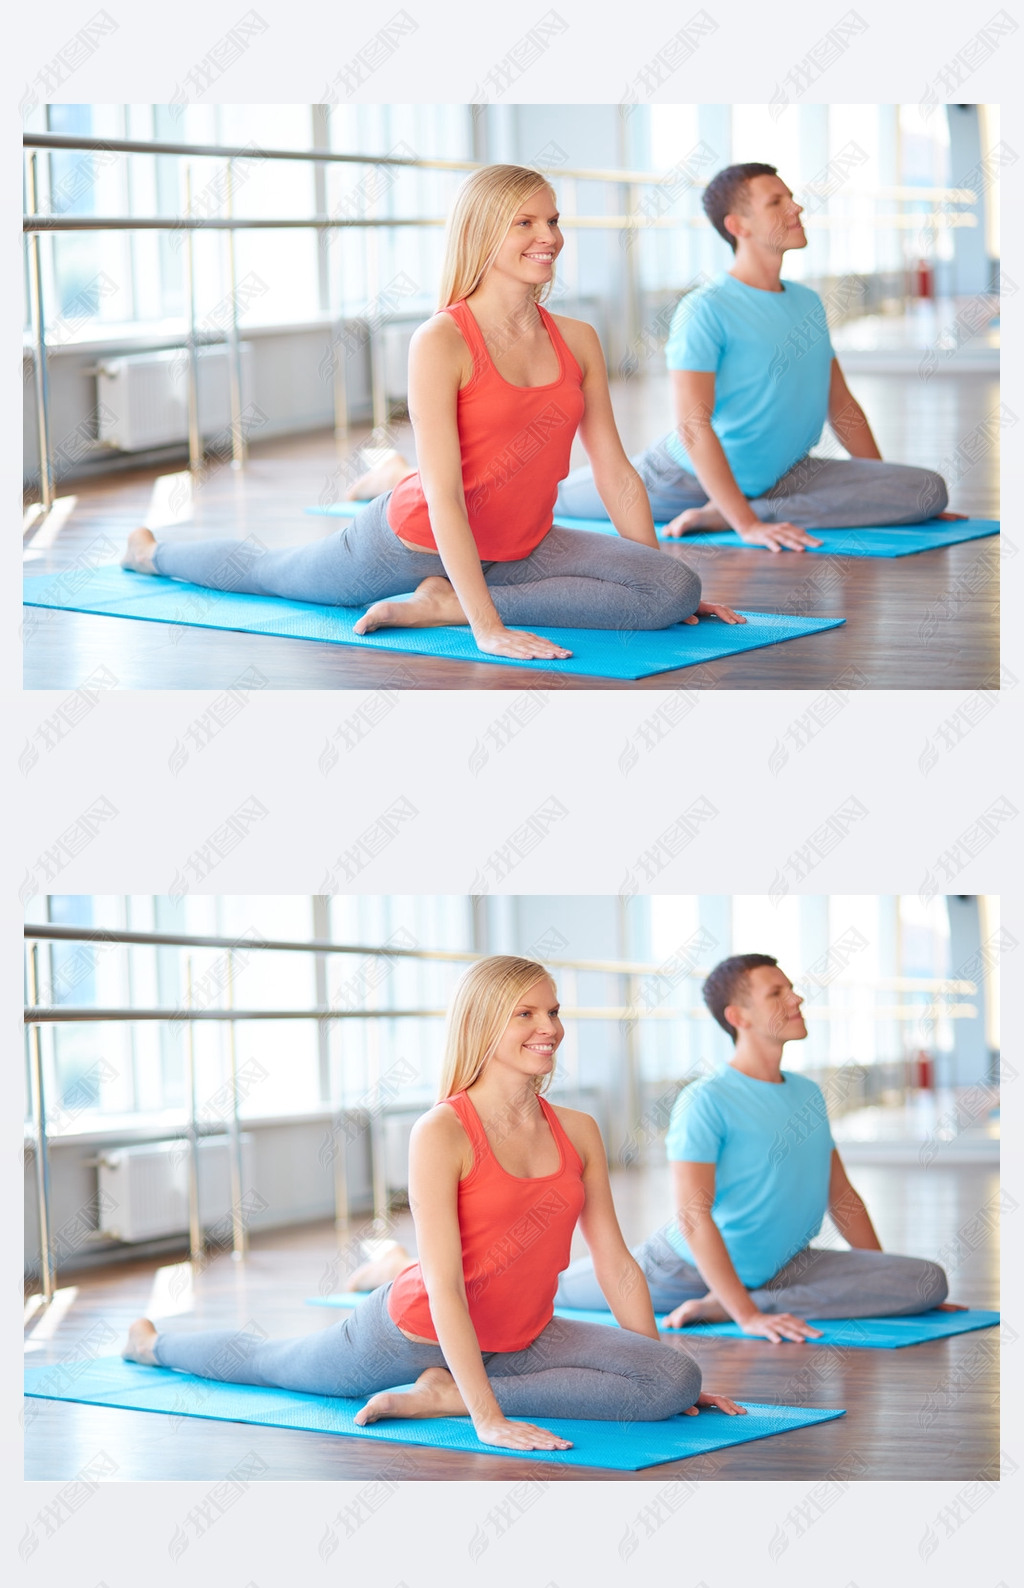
683, 1392, 747, 1417
935, 511, 968, 521
473, 625, 572, 661
934, 1302, 969, 1311
473, 1416, 573, 1451
736, 521, 823, 553
681, 601, 746, 626
737, 1310, 824, 1344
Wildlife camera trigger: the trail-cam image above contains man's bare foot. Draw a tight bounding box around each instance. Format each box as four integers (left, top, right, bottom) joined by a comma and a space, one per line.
123, 1317, 159, 1365
665, 1295, 731, 1326
121, 527, 158, 574
345, 453, 413, 501
353, 576, 466, 635
348, 1241, 413, 1290
355, 1366, 467, 1425
666, 505, 730, 534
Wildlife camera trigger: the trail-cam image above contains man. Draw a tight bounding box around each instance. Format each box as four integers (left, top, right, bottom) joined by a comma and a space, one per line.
556, 953, 957, 1339
556, 163, 958, 553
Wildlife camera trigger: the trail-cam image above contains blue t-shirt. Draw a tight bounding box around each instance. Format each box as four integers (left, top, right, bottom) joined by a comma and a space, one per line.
663, 273, 835, 498
664, 1064, 835, 1287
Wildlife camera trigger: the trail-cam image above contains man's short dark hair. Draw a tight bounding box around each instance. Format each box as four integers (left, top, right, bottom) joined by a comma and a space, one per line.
702, 163, 778, 252
703, 953, 779, 1041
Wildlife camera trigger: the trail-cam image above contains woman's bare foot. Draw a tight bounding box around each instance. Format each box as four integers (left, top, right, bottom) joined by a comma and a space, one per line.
354, 576, 466, 635
355, 1366, 467, 1425
121, 527, 158, 574
345, 452, 413, 501
348, 1241, 413, 1290
123, 1317, 159, 1365
665, 505, 730, 535
664, 1294, 731, 1327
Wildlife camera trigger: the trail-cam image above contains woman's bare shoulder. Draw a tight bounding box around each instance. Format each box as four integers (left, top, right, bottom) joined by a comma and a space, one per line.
547, 1100, 603, 1160
547, 312, 602, 366
409, 1103, 475, 1184
410, 310, 473, 380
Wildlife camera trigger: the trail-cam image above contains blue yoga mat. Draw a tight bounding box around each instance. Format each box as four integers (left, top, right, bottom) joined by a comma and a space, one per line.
308, 502, 999, 558
308, 1294, 999, 1349
21, 566, 845, 682
23, 1356, 843, 1471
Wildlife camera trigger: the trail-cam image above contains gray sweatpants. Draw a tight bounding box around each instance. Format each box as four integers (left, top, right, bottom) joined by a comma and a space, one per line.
152, 1281, 702, 1421
555, 1228, 949, 1318
151, 490, 701, 631
556, 433, 949, 529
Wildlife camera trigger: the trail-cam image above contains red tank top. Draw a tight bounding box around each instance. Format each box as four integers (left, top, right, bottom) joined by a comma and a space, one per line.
387, 1090, 586, 1352
386, 300, 585, 560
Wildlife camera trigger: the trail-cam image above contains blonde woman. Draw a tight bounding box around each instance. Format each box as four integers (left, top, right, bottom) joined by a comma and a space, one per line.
123, 165, 742, 663
124, 957, 743, 1453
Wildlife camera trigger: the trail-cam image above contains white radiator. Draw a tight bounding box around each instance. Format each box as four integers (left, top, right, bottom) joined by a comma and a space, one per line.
96, 343, 253, 452
383, 1113, 418, 1192
381, 322, 416, 401
97, 1135, 254, 1243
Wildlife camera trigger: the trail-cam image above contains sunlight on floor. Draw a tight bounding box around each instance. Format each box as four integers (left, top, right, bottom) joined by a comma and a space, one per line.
22, 495, 79, 555
147, 471, 197, 528
23, 1286, 79, 1341
146, 1261, 199, 1317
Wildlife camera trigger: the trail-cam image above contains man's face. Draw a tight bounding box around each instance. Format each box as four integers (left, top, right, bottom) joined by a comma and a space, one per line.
732, 965, 807, 1043
730, 174, 807, 254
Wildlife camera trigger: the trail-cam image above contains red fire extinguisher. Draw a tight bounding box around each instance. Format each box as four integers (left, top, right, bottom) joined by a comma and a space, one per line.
915, 259, 934, 299
914, 1049, 934, 1089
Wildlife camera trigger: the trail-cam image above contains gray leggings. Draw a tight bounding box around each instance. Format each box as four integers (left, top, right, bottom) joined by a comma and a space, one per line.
152, 1282, 702, 1421
556, 433, 949, 529
556, 1227, 949, 1318
151, 490, 702, 631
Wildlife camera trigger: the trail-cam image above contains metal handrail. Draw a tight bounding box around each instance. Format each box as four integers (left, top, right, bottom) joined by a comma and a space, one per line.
23, 1002, 979, 1025
22, 922, 978, 991
21, 131, 982, 200
22, 130, 691, 186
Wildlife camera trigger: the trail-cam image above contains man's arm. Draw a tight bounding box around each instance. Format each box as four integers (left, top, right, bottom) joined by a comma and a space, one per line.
826, 360, 882, 459
827, 1148, 882, 1249
667, 370, 822, 553
666, 1161, 822, 1342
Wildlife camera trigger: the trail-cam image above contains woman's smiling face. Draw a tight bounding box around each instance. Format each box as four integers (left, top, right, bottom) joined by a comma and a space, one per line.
491, 185, 563, 286
489, 976, 563, 1079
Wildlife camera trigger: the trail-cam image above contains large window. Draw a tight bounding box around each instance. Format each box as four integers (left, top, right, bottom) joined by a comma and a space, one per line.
23, 104, 473, 339
643, 104, 964, 294
644, 894, 975, 1085
25, 894, 477, 1135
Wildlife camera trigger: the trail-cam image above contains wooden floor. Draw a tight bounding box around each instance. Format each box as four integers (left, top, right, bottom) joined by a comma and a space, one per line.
23, 371, 1000, 691
24, 1161, 999, 1482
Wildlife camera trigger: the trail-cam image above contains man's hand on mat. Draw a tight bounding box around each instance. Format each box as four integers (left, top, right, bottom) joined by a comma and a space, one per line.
474, 1416, 573, 1451
682, 601, 746, 626
474, 626, 572, 661
737, 1310, 824, 1344
683, 1392, 747, 1417
737, 521, 824, 553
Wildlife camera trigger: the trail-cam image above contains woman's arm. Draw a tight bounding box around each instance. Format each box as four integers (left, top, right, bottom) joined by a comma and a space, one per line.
668, 370, 822, 553
559, 320, 659, 548
408, 1108, 570, 1449
406, 318, 570, 662
562, 1109, 661, 1337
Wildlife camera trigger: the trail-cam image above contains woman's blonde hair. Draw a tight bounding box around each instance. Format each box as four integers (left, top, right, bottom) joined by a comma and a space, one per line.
437, 165, 557, 310
438, 955, 557, 1100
